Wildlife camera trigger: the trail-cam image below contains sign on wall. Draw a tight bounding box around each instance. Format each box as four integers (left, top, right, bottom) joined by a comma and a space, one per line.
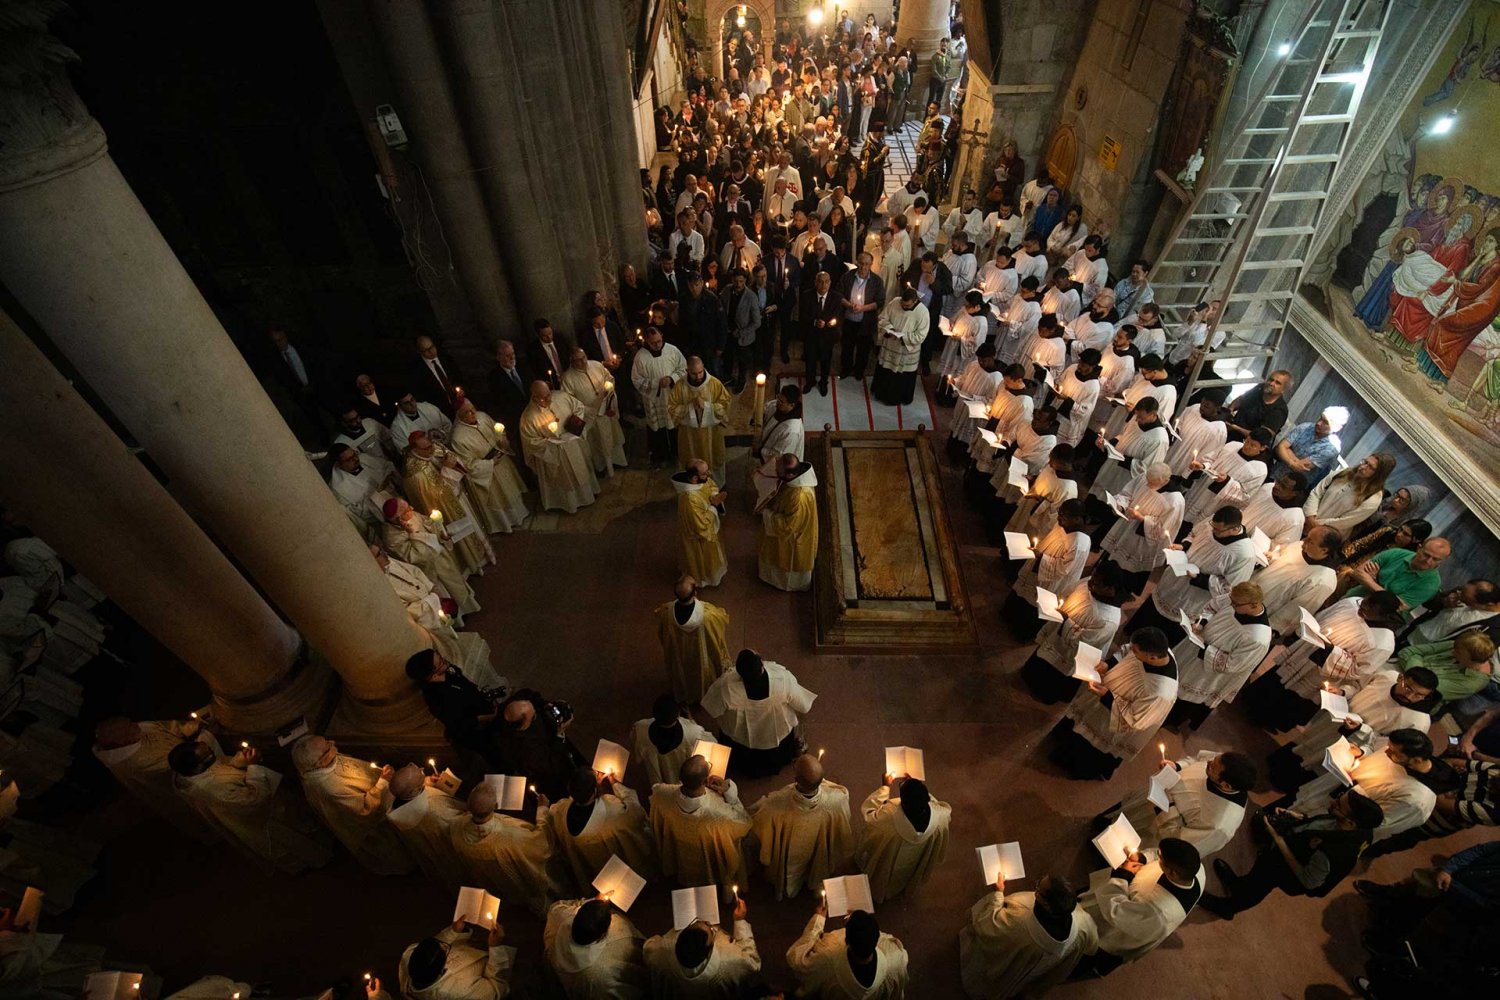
1098, 136, 1122, 171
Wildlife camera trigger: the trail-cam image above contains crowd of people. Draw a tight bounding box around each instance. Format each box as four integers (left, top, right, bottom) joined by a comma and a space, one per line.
3, 6, 1498, 1000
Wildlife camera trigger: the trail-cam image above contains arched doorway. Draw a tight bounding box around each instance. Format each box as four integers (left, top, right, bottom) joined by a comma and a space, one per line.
703, 0, 776, 82
1043, 123, 1081, 195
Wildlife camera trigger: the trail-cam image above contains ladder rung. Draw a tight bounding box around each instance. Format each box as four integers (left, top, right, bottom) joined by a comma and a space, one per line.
1205, 346, 1278, 361
1157, 259, 1225, 268
1191, 378, 1256, 389
1283, 154, 1341, 164
1297, 114, 1354, 125
1227, 290, 1296, 302
1265, 191, 1328, 202
1191, 213, 1251, 220
1207, 186, 1270, 193
1240, 259, 1304, 270
1215, 322, 1280, 331
1252, 226, 1317, 237
1266, 95, 1303, 102
1243, 127, 1290, 135
1173, 237, 1234, 245
1317, 71, 1365, 84
1150, 283, 1214, 291
1333, 29, 1382, 40
1223, 157, 1276, 164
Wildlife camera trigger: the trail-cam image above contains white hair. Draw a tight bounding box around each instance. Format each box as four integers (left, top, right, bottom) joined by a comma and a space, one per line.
1322, 406, 1350, 433
1146, 462, 1172, 485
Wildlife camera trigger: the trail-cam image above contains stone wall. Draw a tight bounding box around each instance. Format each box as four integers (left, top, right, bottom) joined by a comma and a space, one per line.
1049, 0, 1190, 258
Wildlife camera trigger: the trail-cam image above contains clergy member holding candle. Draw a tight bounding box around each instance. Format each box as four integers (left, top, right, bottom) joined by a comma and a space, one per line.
386, 762, 469, 890
671, 463, 729, 589
649, 754, 752, 894
642, 896, 761, 995
380, 498, 480, 624
167, 738, 333, 874
1048, 627, 1179, 781
292, 734, 414, 876
450, 782, 557, 918
447, 399, 530, 532
786, 904, 909, 998
561, 347, 628, 477
520, 380, 601, 514
543, 897, 649, 999
630, 326, 687, 467
92, 715, 223, 844
701, 650, 817, 777
668, 355, 732, 486
653, 575, 731, 705
857, 775, 952, 903
959, 874, 1097, 998
539, 767, 658, 894
402, 430, 495, 575
1108, 750, 1258, 859
758, 455, 819, 592
371, 544, 497, 684
748, 753, 852, 900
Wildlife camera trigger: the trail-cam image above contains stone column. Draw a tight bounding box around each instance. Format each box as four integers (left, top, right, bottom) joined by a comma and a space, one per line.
895, 0, 952, 109
0, 312, 325, 732
431, 0, 576, 327
0, 56, 432, 735
365, 0, 517, 343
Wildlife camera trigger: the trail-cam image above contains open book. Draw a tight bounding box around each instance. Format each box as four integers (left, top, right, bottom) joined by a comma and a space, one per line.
592, 854, 647, 911
1101, 439, 1125, 462
1002, 531, 1036, 560
671, 885, 721, 929
1298, 607, 1329, 648
1091, 814, 1142, 868
1006, 457, 1030, 491
1319, 689, 1353, 722
1251, 526, 1272, 566
1179, 609, 1205, 647
592, 739, 630, 778
1322, 736, 1361, 787
275, 716, 310, 747
977, 842, 1025, 884
1146, 763, 1181, 812
975, 427, 1002, 449
84, 973, 145, 1000
1104, 492, 1130, 517
453, 886, 502, 930
966, 399, 991, 421
1162, 548, 1193, 577
691, 740, 732, 779
1036, 587, 1064, 623
823, 874, 875, 917
432, 768, 463, 796
482, 774, 530, 812
1072, 642, 1104, 683
884, 746, 926, 781
13, 886, 43, 932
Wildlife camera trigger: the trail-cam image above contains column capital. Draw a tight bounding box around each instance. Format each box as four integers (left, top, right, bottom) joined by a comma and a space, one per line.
0, 14, 107, 191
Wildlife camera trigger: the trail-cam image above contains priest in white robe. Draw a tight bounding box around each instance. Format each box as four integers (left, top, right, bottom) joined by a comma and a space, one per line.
1050, 352, 1102, 448
632, 694, 717, 788
1252, 525, 1344, 636
1166, 584, 1273, 730
92, 716, 221, 843
857, 776, 951, 903
976, 246, 1019, 312
1115, 749, 1257, 858
958, 876, 1097, 999
936, 291, 986, 381
1241, 474, 1310, 549
1021, 572, 1125, 704
786, 905, 909, 999
871, 287, 930, 406
1099, 359, 1175, 439
395, 920, 514, 1000
967, 367, 1033, 474
380, 498, 479, 620
1078, 838, 1203, 973
330, 446, 402, 539
631, 328, 687, 466
1065, 239, 1110, 305
334, 407, 396, 461
1164, 397, 1230, 481
520, 381, 601, 513
748, 754, 852, 900
1128, 505, 1257, 643
541, 768, 658, 893
1181, 432, 1272, 530
449, 400, 530, 532
946, 347, 1002, 445
1091, 398, 1170, 498
758, 457, 819, 593
292, 735, 414, 875
1050, 628, 1178, 780
993, 281, 1042, 364
559, 348, 628, 477
643, 899, 761, 998
543, 897, 648, 1000
1096, 464, 1184, 597
386, 763, 469, 890
1003, 499, 1091, 643
391, 391, 452, 444
451, 782, 556, 918
649, 754, 752, 891
671, 466, 728, 588
403, 430, 495, 574
168, 740, 332, 874
654, 576, 731, 704
701, 650, 816, 776
372, 543, 495, 680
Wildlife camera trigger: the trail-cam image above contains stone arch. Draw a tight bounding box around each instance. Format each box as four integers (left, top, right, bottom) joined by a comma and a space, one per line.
703, 0, 778, 80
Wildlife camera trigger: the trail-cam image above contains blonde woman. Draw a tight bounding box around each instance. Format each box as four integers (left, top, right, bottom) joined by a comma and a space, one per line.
1303, 452, 1397, 534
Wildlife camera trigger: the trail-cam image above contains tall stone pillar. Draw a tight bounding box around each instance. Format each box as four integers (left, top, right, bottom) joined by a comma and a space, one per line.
365, 0, 518, 343
895, 0, 953, 108
0, 52, 432, 735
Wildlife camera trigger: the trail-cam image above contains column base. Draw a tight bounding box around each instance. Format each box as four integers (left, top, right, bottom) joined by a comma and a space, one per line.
211, 642, 338, 735
325, 685, 446, 746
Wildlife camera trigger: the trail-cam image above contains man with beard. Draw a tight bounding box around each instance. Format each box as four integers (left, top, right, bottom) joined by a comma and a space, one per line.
871, 286, 930, 405
1251, 524, 1345, 636
668, 356, 731, 484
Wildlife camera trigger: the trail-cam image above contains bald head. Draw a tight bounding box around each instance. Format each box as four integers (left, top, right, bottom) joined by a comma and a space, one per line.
468, 782, 498, 820
291, 735, 331, 773
391, 763, 426, 801
793, 754, 823, 793
680, 754, 710, 791
674, 574, 698, 601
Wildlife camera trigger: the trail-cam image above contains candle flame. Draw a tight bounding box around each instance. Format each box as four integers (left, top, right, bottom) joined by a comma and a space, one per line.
817, 747, 825, 759
493, 421, 504, 434
189, 711, 198, 720
364, 973, 372, 981
429, 508, 442, 521
548, 420, 560, 434
755, 373, 767, 385
240, 740, 250, 749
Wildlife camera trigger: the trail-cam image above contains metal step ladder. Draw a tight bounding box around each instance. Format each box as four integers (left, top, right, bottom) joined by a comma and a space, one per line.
1148, 0, 1392, 400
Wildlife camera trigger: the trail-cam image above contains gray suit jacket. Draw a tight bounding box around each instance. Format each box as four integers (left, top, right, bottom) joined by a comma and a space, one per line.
721, 286, 763, 347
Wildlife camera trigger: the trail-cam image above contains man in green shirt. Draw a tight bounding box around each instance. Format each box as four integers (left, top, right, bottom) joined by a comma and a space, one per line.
926, 38, 953, 110
1397, 630, 1496, 703
1346, 538, 1451, 617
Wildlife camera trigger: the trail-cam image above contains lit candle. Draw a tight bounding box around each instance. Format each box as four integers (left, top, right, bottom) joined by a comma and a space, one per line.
752, 373, 767, 428
430, 509, 442, 522
529, 783, 537, 793
189, 711, 198, 720
240, 740, 250, 750
493, 421, 504, 435
427, 757, 437, 775
548, 419, 560, 435
731, 883, 739, 899
369, 761, 378, 770
454, 385, 463, 397
603, 379, 614, 392
817, 747, 825, 759
1158, 742, 1168, 766
363, 973, 372, 983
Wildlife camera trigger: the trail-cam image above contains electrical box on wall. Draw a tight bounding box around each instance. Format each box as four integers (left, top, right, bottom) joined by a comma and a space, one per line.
375, 104, 408, 148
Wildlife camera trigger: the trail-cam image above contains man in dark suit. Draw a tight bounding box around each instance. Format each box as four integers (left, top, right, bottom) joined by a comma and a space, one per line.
762, 235, 802, 365
713, 181, 755, 254
266, 327, 331, 444
719, 160, 762, 211
353, 372, 399, 425
800, 270, 842, 395
525, 319, 571, 389
835, 253, 885, 380
408, 334, 462, 412
679, 273, 729, 378
901, 251, 954, 374
650, 252, 688, 305
487, 339, 535, 466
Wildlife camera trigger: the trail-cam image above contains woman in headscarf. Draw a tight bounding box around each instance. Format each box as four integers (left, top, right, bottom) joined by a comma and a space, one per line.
1342, 495, 1433, 567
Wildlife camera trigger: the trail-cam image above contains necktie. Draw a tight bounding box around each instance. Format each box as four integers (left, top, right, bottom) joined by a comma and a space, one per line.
430, 359, 450, 391
509, 369, 522, 390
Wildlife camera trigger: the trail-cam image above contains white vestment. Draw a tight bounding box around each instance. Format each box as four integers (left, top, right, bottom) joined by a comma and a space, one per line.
391, 401, 452, 444
93, 723, 221, 843
521, 392, 601, 513
857, 786, 951, 903
562, 363, 629, 474
449, 414, 531, 532
1121, 751, 1247, 857
1253, 542, 1339, 635
300, 754, 415, 875
630, 717, 716, 788
175, 761, 332, 873
701, 661, 816, 750
1080, 860, 1203, 960
959, 890, 1097, 999
543, 899, 648, 1000
786, 914, 909, 998
631, 345, 688, 432
748, 779, 853, 900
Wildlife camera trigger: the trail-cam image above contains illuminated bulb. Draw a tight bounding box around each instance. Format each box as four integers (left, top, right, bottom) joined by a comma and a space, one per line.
1432, 113, 1456, 135
808, 7, 824, 26
736, 6, 746, 28
1276, 42, 1292, 57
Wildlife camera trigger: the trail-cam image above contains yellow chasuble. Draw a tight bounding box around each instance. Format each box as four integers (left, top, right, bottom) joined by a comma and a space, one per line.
748, 779, 853, 899
667, 375, 731, 480
758, 464, 819, 592
670, 473, 727, 587
401, 444, 494, 574
653, 596, 731, 704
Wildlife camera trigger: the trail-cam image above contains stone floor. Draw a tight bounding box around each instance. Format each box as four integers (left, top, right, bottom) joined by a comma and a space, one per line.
55, 396, 1487, 998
